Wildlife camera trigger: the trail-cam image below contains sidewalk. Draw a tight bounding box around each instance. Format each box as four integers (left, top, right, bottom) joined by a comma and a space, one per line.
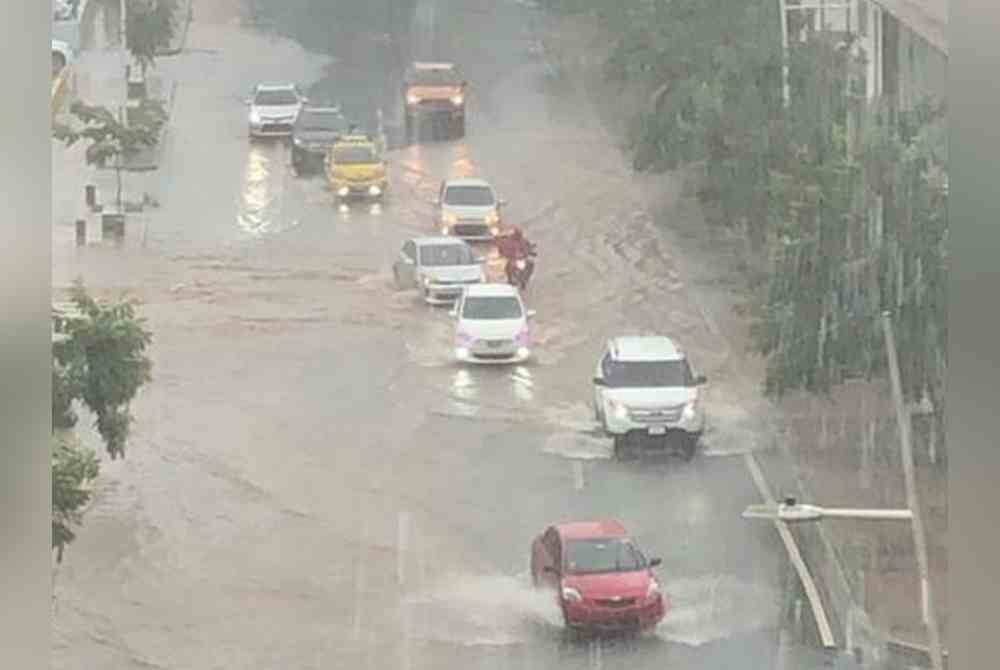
52, 0, 188, 254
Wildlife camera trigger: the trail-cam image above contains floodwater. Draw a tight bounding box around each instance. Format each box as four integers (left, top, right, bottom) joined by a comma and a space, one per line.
51, 0, 880, 668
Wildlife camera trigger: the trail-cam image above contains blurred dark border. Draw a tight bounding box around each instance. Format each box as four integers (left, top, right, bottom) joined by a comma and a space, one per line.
950, 1, 1000, 670
0, 0, 51, 667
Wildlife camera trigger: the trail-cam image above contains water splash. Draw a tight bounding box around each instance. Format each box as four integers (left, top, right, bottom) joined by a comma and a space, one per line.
402, 573, 563, 647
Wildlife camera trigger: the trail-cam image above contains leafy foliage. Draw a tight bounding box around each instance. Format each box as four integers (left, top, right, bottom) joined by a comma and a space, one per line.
54, 281, 154, 460
570, 1, 947, 406
53, 99, 166, 167
50, 283, 153, 561
52, 435, 100, 563
126, 0, 179, 75
53, 99, 167, 208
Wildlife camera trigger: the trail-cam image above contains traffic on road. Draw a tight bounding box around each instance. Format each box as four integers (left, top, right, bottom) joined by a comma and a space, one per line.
51, 0, 887, 668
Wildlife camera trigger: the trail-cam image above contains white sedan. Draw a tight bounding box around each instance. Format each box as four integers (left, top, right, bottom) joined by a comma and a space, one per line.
246, 83, 308, 139
451, 284, 535, 364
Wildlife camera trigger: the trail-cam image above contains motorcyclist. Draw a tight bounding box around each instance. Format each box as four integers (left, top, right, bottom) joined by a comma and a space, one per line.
497, 227, 536, 287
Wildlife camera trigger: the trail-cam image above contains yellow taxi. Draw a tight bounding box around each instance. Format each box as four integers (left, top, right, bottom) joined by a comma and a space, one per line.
324, 135, 388, 202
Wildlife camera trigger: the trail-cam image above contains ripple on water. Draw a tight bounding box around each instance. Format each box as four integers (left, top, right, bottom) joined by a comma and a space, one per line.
656, 575, 781, 647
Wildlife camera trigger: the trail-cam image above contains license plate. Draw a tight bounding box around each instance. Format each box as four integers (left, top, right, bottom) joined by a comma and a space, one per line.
648, 425, 667, 436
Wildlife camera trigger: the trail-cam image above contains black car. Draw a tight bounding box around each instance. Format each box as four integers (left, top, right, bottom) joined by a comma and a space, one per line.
291, 106, 350, 175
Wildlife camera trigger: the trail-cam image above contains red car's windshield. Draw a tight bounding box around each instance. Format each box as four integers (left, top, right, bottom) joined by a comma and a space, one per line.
564, 537, 647, 575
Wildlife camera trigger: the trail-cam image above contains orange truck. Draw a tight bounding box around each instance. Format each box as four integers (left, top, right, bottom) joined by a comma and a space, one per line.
402, 62, 467, 141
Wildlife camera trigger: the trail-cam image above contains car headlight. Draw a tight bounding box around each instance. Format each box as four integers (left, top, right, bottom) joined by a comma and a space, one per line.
682, 397, 698, 419
451, 94, 464, 106
292, 136, 304, 147
516, 259, 527, 270
646, 579, 661, 602
337, 186, 349, 197
407, 93, 421, 105
442, 212, 458, 225
422, 276, 432, 287
249, 110, 261, 124
369, 185, 382, 196
485, 210, 499, 224
441, 226, 451, 235
609, 399, 629, 420
561, 585, 582, 603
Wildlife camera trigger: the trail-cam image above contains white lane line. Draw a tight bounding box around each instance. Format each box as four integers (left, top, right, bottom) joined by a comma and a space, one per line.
353, 516, 368, 641
397, 509, 410, 587
572, 460, 585, 490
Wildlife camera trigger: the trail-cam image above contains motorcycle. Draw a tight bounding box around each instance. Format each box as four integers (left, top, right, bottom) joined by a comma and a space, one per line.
506, 246, 537, 291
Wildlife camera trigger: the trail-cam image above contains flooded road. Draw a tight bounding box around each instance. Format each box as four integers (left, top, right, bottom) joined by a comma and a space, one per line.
52, 0, 870, 668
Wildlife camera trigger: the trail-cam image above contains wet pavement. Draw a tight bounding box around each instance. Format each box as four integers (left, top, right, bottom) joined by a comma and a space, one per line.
51, 0, 872, 668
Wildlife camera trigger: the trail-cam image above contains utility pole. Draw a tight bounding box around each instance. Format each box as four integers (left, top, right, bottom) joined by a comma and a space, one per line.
777, 0, 790, 107
882, 312, 944, 670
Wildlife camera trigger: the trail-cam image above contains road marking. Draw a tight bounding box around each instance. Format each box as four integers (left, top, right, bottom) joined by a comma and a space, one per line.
744, 453, 836, 648
572, 460, 585, 490
397, 509, 410, 587
353, 516, 368, 641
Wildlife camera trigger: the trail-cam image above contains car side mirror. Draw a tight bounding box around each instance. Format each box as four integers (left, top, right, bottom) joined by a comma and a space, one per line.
593, 376, 606, 386
649, 557, 662, 568
694, 374, 708, 385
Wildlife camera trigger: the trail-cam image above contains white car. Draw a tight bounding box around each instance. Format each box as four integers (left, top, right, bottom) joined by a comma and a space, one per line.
451, 284, 534, 364
436, 178, 506, 241
593, 336, 707, 460
246, 83, 307, 139
393, 236, 486, 304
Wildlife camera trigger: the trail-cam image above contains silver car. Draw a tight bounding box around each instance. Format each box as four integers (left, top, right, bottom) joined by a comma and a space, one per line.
435, 178, 506, 241
246, 83, 307, 139
393, 237, 485, 304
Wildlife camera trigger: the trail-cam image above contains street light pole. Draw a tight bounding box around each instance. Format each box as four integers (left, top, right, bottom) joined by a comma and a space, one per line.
743, 500, 913, 523
883, 312, 945, 670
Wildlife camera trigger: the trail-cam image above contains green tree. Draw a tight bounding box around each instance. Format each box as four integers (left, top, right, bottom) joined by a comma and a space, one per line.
562, 0, 948, 407
52, 435, 100, 563
126, 0, 179, 77
51, 282, 154, 561
53, 99, 167, 211
54, 281, 154, 460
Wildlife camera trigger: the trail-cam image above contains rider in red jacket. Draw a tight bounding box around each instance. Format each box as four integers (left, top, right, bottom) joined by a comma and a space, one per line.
497, 227, 536, 285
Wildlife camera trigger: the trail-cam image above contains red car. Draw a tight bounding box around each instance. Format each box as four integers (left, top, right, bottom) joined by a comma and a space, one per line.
530, 519, 668, 634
